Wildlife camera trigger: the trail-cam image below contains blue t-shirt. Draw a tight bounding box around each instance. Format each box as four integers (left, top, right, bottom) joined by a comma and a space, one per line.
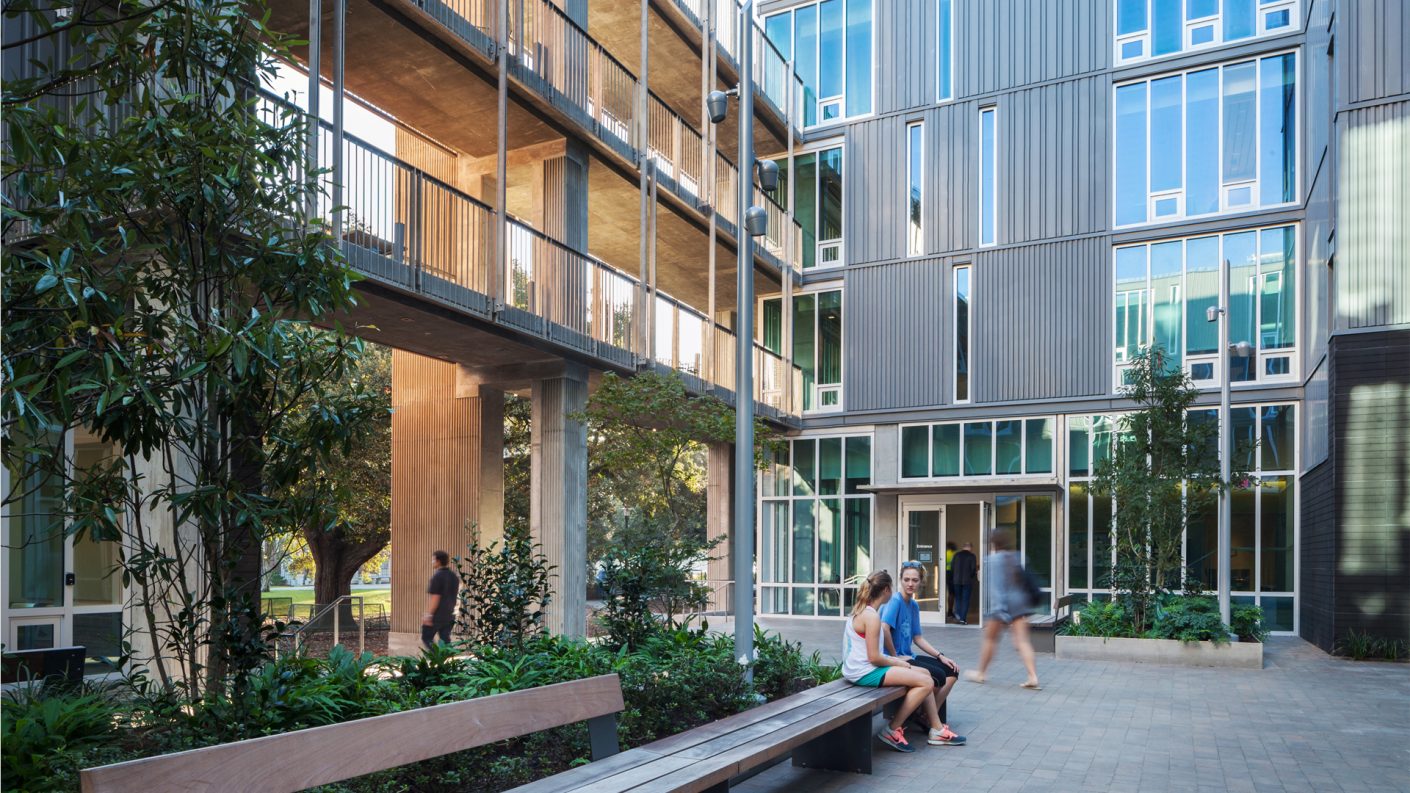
879, 593, 922, 657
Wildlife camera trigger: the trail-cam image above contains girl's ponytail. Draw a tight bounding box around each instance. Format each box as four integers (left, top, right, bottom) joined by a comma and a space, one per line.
851, 570, 894, 616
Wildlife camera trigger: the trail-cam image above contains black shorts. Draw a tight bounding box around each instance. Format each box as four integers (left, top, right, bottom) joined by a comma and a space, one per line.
910, 654, 958, 685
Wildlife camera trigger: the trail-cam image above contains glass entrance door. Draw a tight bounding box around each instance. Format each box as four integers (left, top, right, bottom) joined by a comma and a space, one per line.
903, 507, 944, 615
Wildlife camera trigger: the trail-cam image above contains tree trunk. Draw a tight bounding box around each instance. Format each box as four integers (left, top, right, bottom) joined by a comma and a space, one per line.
306, 528, 387, 606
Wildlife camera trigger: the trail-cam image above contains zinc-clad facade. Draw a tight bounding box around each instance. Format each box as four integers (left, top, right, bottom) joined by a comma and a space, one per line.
761, 0, 1408, 650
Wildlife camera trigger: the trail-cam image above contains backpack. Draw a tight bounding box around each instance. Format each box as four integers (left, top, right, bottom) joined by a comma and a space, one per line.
1013, 559, 1043, 609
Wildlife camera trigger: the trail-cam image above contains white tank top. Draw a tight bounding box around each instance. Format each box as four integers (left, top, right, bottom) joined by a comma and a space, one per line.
842, 605, 880, 682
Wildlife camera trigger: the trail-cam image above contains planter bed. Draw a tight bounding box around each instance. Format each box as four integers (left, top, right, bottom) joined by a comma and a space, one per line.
1055, 635, 1263, 669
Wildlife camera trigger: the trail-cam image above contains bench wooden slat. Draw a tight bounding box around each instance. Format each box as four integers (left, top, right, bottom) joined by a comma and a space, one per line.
80, 674, 625, 793
622, 687, 903, 793
508, 682, 875, 793
670, 686, 889, 761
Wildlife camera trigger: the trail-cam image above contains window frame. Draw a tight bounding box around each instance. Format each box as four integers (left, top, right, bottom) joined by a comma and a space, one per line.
906, 120, 925, 257
1111, 50, 1302, 229
897, 416, 1059, 482
1111, 0, 1302, 67
1109, 222, 1301, 392
770, 139, 846, 271
936, 0, 955, 103
978, 106, 997, 247
763, 0, 878, 128
953, 264, 972, 403
757, 432, 877, 617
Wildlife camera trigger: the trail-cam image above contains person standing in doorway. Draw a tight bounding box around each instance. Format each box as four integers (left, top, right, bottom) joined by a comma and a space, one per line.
422, 550, 458, 650
951, 542, 978, 624
965, 529, 1040, 690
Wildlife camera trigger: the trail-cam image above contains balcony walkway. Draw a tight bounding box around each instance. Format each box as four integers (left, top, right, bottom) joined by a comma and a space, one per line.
708, 618, 1410, 793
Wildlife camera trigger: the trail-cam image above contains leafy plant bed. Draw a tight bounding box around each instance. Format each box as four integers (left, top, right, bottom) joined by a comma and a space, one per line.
1055, 635, 1263, 668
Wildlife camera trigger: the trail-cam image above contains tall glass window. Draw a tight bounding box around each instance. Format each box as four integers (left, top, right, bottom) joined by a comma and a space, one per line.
1114, 52, 1298, 227
906, 122, 924, 256
1111, 224, 1297, 388
764, 289, 843, 412
769, 145, 844, 269
995, 495, 1056, 615
1113, 0, 1302, 65
954, 265, 971, 402
979, 107, 996, 246
1228, 403, 1298, 632
760, 436, 873, 616
937, 0, 953, 101
764, 0, 873, 126
1067, 414, 1120, 600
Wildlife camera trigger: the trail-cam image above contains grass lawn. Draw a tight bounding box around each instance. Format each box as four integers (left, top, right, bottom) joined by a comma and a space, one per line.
264, 586, 392, 609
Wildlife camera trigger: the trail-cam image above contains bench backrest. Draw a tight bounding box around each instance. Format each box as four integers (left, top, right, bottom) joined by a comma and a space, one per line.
80, 673, 624, 793
1, 646, 86, 685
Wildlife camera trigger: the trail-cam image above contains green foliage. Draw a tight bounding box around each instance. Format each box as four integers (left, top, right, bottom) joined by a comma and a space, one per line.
1, 685, 122, 791
1061, 599, 1133, 638
1146, 596, 1229, 644
1231, 604, 1268, 643
453, 524, 556, 650
1335, 630, 1409, 661
751, 625, 842, 699
3, 0, 366, 696
596, 520, 715, 649
612, 627, 754, 745
1092, 348, 1249, 634
202, 646, 396, 740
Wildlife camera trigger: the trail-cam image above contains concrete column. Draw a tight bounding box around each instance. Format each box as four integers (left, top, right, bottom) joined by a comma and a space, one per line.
389, 352, 505, 646
531, 364, 589, 636
532, 138, 590, 252
706, 442, 734, 612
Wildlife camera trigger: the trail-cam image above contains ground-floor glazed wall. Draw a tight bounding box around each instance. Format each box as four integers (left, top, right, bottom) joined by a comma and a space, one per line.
757, 403, 1308, 634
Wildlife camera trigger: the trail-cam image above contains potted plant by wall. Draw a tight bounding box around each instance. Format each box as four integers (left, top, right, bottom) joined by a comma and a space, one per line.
1055, 348, 1264, 669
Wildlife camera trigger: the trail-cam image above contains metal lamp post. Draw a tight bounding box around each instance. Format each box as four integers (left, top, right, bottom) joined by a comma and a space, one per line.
707, 0, 768, 680
1209, 259, 1254, 628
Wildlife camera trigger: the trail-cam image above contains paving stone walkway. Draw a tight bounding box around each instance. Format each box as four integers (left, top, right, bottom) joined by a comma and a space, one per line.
709, 617, 1410, 793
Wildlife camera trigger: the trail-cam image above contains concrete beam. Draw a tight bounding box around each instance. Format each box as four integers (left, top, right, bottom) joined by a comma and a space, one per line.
531, 363, 589, 637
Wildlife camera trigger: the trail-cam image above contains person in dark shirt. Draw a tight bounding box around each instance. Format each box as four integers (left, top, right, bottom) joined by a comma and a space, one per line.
422, 550, 459, 650
951, 543, 978, 625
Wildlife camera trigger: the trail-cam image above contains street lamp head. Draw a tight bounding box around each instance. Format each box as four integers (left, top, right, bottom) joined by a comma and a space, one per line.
1230, 340, 1254, 358
707, 90, 731, 124
1206, 306, 1221, 323
744, 205, 769, 237
755, 158, 780, 192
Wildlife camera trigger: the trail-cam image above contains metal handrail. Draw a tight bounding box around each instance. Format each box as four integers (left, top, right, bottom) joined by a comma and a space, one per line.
277, 595, 366, 658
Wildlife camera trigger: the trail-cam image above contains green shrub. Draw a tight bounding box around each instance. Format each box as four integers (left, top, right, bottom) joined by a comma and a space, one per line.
204, 646, 395, 740
616, 628, 752, 744
453, 524, 555, 650
1146, 595, 1230, 644
1335, 629, 1408, 661
595, 532, 713, 650
1, 684, 123, 791
1061, 599, 1132, 638
1231, 604, 1268, 643
752, 626, 840, 700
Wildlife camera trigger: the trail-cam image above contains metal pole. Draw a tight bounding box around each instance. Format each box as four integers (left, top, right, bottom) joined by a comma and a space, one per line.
704, 0, 717, 384
331, 0, 345, 243
306, 0, 321, 221
496, 0, 509, 307
732, 0, 756, 680
1218, 258, 1232, 627
637, 0, 650, 359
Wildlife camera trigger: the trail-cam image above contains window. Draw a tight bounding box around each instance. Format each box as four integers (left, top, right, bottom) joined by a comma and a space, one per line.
1115, 52, 1298, 227
1112, 224, 1297, 388
762, 288, 844, 412
1227, 402, 1298, 632
1066, 415, 1120, 600
764, 0, 873, 126
769, 145, 844, 269
979, 107, 996, 245
1114, 0, 1301, 65
937, 0, 953, 101
900, 417, 1055, 480
760, 436, 874, 616
954, 265, 971, 402
906, 122, 924, 256
995, 495, 1055, 615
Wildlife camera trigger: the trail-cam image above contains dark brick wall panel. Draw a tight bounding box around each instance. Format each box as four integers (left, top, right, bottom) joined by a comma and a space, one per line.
1326, 329, 1410, 648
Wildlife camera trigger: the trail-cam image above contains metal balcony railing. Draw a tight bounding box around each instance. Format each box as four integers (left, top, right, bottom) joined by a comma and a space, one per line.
412, 0, 803, 272
261, 92, 802, 417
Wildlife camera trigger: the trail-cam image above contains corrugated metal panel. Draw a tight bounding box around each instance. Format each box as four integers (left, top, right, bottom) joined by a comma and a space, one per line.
874, 0, 938, 114
844, 258, 953, 411
972, 236, 1110, 402
1341, 0, 1410, 106
997, 75, 1109, 246
960, 0, 1109, 100
1336, 100, 1410, 329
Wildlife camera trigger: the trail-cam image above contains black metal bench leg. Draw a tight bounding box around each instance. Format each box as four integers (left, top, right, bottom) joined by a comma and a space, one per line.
587, 713, 620, 761
883, 700, 947, 725
792, 711, 875, 775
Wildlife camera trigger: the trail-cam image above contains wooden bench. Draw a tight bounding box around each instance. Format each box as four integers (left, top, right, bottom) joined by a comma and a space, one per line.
508, 679, 907, 793
80, 674, 624, 793
1029, 594, 1081, 653
2, 646, 86, 687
